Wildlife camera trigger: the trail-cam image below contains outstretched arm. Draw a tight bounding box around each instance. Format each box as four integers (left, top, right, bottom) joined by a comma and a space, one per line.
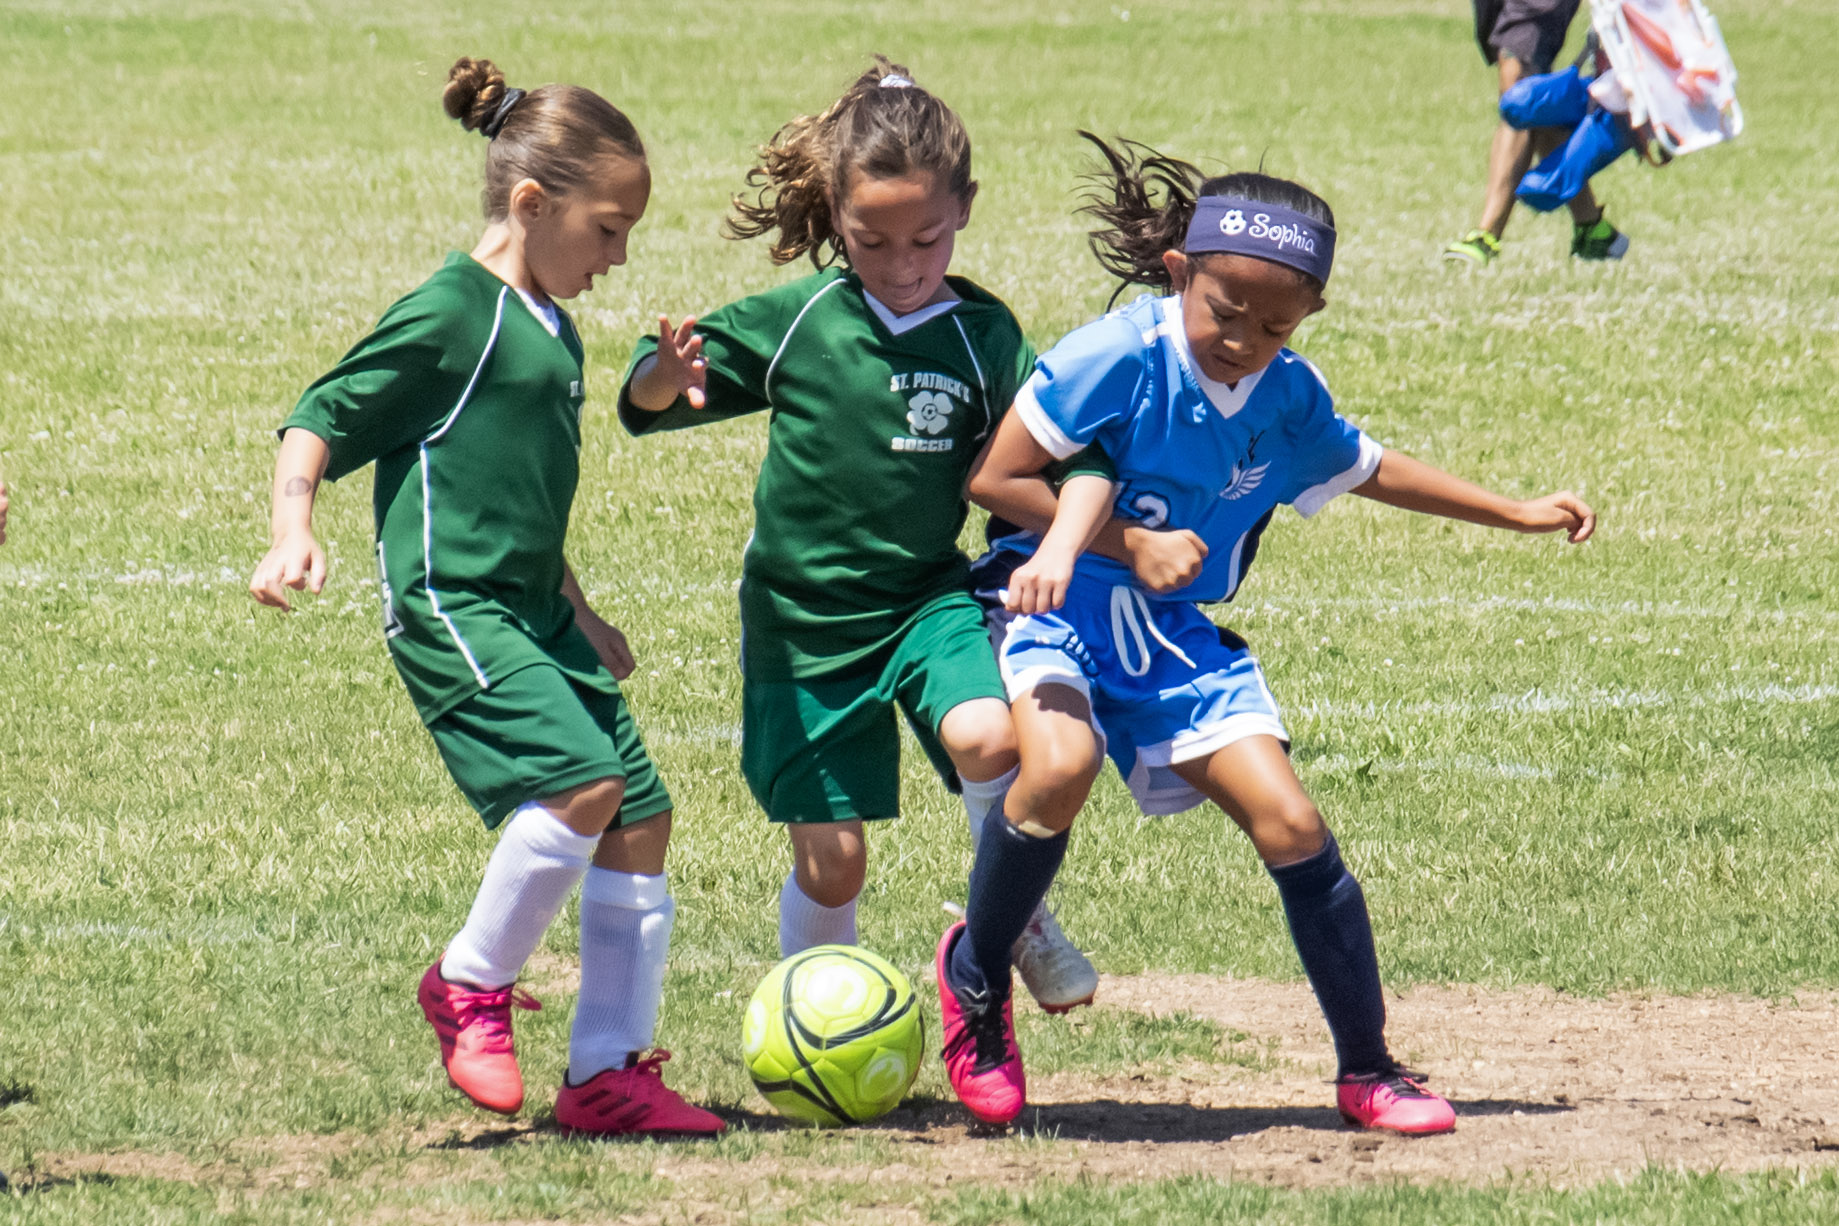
1353, 448, 1595, 543
968, 412, 1209, 596
562, 562, 636, 680
249, 428, 331, 610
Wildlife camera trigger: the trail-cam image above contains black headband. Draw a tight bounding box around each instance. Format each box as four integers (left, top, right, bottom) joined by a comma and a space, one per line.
481, 88, 525, 140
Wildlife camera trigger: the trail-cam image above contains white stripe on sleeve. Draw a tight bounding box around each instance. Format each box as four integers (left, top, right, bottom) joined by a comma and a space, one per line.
1012, 379, 1083, 460
1293, 432, 1383, 518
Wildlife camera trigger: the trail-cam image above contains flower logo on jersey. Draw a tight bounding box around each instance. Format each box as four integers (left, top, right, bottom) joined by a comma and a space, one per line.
906, 390, 955, 435
1219, 208, 1247, 236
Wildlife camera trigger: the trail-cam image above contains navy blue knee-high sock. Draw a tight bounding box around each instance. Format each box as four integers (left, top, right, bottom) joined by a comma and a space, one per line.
949, 816, 1068, 1000
1266, 832, 1392, 1077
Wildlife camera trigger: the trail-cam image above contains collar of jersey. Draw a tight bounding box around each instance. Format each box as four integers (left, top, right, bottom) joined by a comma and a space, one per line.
1160, 295, 1265, 424
514, 287, 561, 337
862, 285, 961, 336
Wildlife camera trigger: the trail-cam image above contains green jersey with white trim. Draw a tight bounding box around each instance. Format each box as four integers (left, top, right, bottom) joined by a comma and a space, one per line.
619, 268, 1035, 681
282, 252, 606, 723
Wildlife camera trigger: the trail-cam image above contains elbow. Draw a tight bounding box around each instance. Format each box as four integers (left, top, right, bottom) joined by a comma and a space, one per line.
965, 467, 1002, 511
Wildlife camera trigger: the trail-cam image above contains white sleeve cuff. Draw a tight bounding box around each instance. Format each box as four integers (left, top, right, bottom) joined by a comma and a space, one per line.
1293, 433, 1382, 518
1012, 381, 1083, 460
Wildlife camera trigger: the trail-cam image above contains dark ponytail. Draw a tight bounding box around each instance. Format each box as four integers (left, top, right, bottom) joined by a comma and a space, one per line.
1077, 131, 1335, 302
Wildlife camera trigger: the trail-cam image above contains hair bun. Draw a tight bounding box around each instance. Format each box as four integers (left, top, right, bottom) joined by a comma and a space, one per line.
443, 56, 510, 134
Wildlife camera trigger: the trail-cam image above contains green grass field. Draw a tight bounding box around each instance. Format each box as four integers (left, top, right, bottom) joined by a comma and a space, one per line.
3, 0, 1837, 1221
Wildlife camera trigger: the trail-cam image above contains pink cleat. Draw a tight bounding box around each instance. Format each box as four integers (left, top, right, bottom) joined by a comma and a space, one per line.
1336, 1067, 1456, 1135
555, 1051, 725, 1136
418, 960, 540, 1115
935, 922, 1026, 1126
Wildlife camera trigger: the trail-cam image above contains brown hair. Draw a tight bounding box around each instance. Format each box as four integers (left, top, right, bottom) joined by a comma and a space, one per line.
443, 57, 645, 221
725, 56, 974, 267
1078, 131, 1335, 303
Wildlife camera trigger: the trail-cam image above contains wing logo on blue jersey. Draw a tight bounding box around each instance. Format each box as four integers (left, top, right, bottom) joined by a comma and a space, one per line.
1220, 429, 1268, 501
1220, 461, 1270, 501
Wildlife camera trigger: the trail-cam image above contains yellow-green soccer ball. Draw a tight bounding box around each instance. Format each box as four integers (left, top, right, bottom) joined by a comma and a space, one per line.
741, 944, 925, 1126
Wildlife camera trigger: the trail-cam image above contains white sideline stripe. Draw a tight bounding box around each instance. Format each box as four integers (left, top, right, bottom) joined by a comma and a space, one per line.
1305, 753, 1617, 781
6, 572, 1832, 628
0, 916, 266, 946
1295, 682, 1839, 722
641, 683, 1837, 752
1247, 594, 1839, 624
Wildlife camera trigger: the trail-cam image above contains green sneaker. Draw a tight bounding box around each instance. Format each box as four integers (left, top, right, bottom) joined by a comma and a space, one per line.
1571, 217, 1629, 260
1443, 229, 1502, 266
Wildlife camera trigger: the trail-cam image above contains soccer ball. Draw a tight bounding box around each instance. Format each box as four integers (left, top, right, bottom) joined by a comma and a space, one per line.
741, 944, 925, 1126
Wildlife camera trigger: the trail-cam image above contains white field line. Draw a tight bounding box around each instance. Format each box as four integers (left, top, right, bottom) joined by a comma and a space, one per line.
5, 568, 1831, 627
650, 684, 1836, 762
0, 915, 269, 946
1294, 681, 1839, 722
1241, 594, 1839, 625
1305, 753, 1617, 782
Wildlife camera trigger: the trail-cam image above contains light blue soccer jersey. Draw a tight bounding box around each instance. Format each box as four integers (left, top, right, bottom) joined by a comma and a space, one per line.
991, 293, 1382, 604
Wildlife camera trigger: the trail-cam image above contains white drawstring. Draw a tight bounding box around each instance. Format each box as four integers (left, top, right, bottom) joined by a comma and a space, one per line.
1108, 585, 1195, 677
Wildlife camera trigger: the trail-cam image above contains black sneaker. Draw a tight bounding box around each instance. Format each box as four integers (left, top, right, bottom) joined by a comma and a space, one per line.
1571, 217, 1630, 260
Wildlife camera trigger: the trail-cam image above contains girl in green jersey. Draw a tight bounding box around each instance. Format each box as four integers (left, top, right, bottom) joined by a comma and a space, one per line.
250, 57, 722, 1137
622, 58, 1198, 1010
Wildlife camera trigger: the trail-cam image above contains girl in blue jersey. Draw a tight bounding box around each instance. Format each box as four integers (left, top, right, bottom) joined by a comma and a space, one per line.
935, 134, 1595, 1131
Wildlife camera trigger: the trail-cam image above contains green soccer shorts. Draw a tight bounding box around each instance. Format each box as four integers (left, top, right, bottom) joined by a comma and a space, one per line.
428, 663, 673, 829
741, 591, 1007, 824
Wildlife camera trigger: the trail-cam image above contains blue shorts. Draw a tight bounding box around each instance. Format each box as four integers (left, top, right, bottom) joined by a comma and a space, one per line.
978, 570, 1288, 816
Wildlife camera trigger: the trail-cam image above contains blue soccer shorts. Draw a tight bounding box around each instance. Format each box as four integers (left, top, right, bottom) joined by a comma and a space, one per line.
982, 574, 1288, 816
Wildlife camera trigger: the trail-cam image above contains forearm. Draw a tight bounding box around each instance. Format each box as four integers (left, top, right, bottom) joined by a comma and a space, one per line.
1034, 475, 1115, 559
974, 467, 1147, 567
1353, 449, 1524, 529
270, 428, 330, 542
561, 560, 592, 617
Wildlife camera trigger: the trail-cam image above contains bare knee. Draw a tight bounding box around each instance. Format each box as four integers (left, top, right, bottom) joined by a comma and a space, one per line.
593, 809, 671, 875
540, 777, 627, 838
1020, 734, 1101, 799
1247, 798, 1328, 866
940, 698, 1019, 781
789, 826, 867, 908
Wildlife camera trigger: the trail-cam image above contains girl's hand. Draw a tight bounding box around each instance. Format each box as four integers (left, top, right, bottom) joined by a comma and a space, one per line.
1122, 525, 1208, 593
0, 481, 9, 545
1512, 492, 1596, 544
575, 607, 637, 680
651, 314, 708, 410
249, 529, 327, 611
1005, 550, 1076, 614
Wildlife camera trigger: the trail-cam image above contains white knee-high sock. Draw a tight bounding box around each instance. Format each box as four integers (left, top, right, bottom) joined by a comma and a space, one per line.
442, 803, 598, 989
778, 871, 857, 957
961, 765, 1019, 850
568, 867, 674, 1083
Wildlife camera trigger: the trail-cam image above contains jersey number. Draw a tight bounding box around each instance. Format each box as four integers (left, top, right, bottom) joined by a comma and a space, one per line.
1131, 492, 1171, 529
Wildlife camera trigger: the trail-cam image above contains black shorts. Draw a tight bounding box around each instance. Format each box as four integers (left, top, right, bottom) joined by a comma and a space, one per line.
1473, 0, 1582, 74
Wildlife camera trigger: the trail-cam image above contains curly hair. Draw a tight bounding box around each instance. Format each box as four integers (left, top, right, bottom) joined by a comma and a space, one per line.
725, 56, 974, 267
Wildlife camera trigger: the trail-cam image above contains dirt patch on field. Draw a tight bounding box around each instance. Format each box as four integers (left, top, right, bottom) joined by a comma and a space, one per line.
17, 974, 1839, 1216
985, 973, 1839, 1187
